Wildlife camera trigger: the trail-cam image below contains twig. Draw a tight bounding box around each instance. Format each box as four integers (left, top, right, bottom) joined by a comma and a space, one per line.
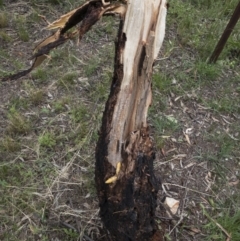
168, 171, 190, 236
38, 14, 50, 25
156, 215, 178, 221
158, 154, 187, 165
162, 183, 214, 196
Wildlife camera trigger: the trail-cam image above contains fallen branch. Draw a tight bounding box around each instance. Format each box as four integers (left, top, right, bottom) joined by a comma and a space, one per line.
1, 0, 126, 82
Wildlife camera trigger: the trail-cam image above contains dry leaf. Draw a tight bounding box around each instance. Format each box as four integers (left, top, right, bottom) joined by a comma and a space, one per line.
185, 226, 201, 236
228, 180, 239, 186
185, 127, 193, 135
184, 133, 191, 145
184, 162, 196, 169
185, 68, 193, 73
164, 197, 179, 215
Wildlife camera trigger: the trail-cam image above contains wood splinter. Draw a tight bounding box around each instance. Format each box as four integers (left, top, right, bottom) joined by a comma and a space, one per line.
105, 161, 122, 184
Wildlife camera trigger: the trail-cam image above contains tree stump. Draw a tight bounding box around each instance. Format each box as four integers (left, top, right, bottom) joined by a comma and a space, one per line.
95, 1, 167, 240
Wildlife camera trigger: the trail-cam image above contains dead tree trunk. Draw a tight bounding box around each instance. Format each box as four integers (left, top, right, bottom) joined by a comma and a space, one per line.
95, 1, 167, 240
0, 0, 167, 239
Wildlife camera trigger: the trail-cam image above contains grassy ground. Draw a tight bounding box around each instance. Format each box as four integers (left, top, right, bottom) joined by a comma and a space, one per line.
0, 0, 239, 240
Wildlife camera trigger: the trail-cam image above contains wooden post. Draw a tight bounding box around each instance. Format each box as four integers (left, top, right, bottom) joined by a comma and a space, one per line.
95, 0, 167, 240
209, 1, 240, 63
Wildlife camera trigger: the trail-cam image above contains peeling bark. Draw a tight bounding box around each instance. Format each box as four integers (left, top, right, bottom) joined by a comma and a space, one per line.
95, 1, 167, 240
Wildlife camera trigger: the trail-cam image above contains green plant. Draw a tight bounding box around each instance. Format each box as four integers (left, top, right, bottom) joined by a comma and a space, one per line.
31, 68, 48, 82
53, 97, 70, 113
207, 97, 240, 114
53, 102, 63, 112
154, 135, 165, 150
168, 0, 240, 59
153, 73, 172, 93
28, 11, 41, 23
9, 96, 29, 110
103, 16, 116, 35
48, 0, 63, 5
202, 204, 240, 241
38, 132, 56, 148
29, 90, 44, 105
7, 111, 31, 135
70, 105, 88, 123
195, 61, 220, 81
153, 115, 179, 136
58, 71, 78, 88
15, 16, 29, 42
0, 136, 21, 152
0, 12, 7, 28
40, 107, 51, 114
0, 30, 12, 42
62, 228, 79, 240
84, 57, 100, 77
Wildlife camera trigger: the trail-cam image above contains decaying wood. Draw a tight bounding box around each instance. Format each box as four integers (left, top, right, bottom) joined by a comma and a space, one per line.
95, 0, 167, 240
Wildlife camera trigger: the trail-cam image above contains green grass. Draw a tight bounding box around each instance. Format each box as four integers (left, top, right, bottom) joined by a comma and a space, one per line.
31, 68, 49, 82
70, 104, 88, 123
207, 97, 240, 114
15, 16, 29, 42
58, 71, 78, 89
168, 0, 240, 59
202, 204, 240, 241
153, 73, 172, 94
0, 11, 7, 28
153, 115, 179, 136
0, 136, 21, 152
194, 61, 220, 81
0, 30, 12, 42
7, 111, 31, 135
29, 90, 45, 105
38, 132, 56, 148
0, 1, 113, 240
84, 57, 101, 77
53, 97, 70, 113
